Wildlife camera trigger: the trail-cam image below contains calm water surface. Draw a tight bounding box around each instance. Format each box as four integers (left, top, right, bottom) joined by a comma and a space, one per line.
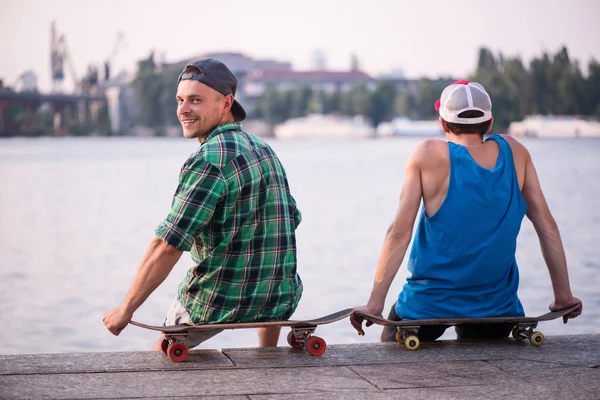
0, 135, 598, 354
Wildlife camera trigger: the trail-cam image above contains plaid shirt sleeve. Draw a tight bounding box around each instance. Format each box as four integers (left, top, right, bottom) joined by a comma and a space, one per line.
155, 156, 224, 251
292, 195, 302, 229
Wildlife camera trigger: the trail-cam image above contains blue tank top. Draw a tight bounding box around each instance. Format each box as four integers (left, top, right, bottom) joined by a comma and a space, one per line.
396, 134, 527, 320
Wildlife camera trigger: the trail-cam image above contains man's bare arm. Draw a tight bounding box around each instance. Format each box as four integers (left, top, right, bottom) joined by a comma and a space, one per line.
103, 237, 183, 335
521, 149, 582, 321
351, 146, 424, 334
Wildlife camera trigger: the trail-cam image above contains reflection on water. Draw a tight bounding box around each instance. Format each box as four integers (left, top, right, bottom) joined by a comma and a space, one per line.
0, 136, 598, 354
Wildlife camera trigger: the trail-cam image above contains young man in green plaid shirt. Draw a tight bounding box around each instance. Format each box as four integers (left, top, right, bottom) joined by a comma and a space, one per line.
103, 58, 303, 349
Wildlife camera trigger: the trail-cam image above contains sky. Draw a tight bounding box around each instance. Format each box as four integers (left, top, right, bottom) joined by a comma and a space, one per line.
1, 0, 599, 93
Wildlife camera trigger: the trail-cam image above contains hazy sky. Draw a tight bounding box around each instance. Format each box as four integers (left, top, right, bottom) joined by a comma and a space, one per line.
1, 0, 599, 92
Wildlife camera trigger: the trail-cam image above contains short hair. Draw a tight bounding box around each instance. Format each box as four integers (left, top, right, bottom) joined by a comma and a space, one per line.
444, 110, 492, 135
182, 65, 199, 75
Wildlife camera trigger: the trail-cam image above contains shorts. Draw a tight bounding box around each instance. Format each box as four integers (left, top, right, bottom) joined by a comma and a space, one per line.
163, 296, 223, 349
381, 302, 513, 342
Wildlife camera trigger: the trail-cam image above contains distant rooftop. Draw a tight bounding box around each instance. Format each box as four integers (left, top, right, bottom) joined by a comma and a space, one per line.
173, 51, 292, 74
248, 69, 373, 83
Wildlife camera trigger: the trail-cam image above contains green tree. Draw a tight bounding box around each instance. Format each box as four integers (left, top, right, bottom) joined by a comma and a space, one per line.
327, 86, 342, 114
394, 91, 417, 118
159, 65, 181, 126
96, 103, 112, 135
583, 59, 600, 117
472, 48, 524, 129
342, 82, 370, 117
369, 81, 397, 126
477, 47, 498, 72
256, 85, 287, 125
290, 85, 313, 118
500, 57, 529, 120
415, 78, 450, 119
308, 89, 328, 114
529, 53, 553, 114
132, 52, 166, 128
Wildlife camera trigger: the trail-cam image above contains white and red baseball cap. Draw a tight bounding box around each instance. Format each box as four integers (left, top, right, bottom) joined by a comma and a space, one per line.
434, 80, 492, 124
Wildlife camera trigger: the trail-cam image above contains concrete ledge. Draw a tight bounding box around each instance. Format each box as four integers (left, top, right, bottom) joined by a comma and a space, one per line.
1, 334, 599, 399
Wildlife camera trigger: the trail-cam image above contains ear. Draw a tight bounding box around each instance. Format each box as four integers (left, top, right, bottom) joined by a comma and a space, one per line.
486, 117, 494, 134
439, 117, 449, 134
222, 94, 234, 114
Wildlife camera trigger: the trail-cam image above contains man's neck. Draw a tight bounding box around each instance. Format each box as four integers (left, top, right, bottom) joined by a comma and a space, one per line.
446, 132, 484, 147
197, 119, 238, 144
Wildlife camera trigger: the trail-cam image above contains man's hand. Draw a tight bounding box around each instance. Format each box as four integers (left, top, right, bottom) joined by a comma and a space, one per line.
102, 237, 182, 338
103, 306, 133, 336
550, 296, 583, 324
350, 305, 384, 336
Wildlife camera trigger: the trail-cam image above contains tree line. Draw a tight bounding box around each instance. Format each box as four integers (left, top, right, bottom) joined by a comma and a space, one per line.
254, 47, 600, 130
132, 46, 600, 133
471, 47, 600, 129
1, 45, 598, 136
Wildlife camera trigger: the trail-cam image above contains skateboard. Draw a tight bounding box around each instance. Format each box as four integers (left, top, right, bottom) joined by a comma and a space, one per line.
131, 308, 353, 362
353, 304, 580, 351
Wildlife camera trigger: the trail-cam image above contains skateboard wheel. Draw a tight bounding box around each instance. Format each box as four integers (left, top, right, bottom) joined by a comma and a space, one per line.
305, 336, 327, 356
287, 330, 304, 350
404, 335, 420, 351
167, 343, 188, 362
395, 331, 405, 345
530, 331, 544, 346
511, 327, 524, 341
160, 338, 169, 354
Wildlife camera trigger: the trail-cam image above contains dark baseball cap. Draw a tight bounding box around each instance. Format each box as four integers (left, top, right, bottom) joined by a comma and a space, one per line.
178, 58, 246, 121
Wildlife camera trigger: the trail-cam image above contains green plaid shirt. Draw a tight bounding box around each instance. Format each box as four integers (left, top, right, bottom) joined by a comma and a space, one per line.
155, 122, 303, 324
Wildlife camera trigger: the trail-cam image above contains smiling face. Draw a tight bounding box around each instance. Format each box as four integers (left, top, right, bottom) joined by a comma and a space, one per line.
176, 79, 234, 141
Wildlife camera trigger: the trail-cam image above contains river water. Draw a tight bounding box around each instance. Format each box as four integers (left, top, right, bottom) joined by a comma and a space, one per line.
0, 135, 598, 354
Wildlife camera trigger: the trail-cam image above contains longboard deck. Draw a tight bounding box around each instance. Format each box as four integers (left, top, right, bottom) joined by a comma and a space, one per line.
354, 304, 580, 327
131, 308, 353, 333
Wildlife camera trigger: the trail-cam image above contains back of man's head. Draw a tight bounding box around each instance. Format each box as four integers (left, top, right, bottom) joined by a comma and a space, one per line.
435, 81, 493, 135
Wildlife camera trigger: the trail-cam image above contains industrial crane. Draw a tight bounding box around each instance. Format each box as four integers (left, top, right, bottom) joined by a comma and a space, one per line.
104, 31, 126, 81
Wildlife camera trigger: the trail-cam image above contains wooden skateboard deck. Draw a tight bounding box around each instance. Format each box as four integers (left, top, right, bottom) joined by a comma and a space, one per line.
131, 308, 353, 332
131, 308, 353, 362
354, 304, 580, 351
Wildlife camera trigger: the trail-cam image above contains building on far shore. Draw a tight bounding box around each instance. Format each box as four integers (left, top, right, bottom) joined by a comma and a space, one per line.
377, 117, 443, 137
274, 113, 375, 139
105, 51, 422, 136
102, 71, 139, 135
245, 69, 375, 96
508, 115, 600, 138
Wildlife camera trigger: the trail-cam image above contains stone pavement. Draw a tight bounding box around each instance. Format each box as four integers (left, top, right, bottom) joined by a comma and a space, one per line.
1, 334, 599, 399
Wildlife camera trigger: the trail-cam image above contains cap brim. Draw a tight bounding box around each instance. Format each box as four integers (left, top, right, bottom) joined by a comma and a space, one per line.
231, 99, 246, 121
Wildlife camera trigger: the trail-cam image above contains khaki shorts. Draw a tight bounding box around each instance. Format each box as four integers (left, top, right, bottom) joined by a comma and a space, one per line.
163, 296, 223, 349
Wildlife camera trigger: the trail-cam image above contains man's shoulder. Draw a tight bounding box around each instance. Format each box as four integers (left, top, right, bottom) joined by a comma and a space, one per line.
497, 134, 531, 161
418, 138, 448, 152
411, 139, 448, 166
197, 129, 252, 168
500, 134, 523, 149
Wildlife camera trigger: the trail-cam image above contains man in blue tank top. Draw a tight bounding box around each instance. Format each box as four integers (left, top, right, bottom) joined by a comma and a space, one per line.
351, 80, 582, 341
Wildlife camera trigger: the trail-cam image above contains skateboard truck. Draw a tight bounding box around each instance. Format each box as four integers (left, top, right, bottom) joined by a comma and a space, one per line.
286, 326, 327, 356
511, 322, 545, 346
159, 327, 329, 362
355, 304, 578, 352
394, 323, 546, 351
132, 308, 353, 362
395, 326, 421, 351
160, 333, 189, 362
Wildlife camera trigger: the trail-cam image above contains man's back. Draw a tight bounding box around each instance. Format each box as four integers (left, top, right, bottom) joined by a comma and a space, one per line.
396, 134, 528, 320
419, 135, 528, 219
350, 80, 581, 340
156, 122, 303, 325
